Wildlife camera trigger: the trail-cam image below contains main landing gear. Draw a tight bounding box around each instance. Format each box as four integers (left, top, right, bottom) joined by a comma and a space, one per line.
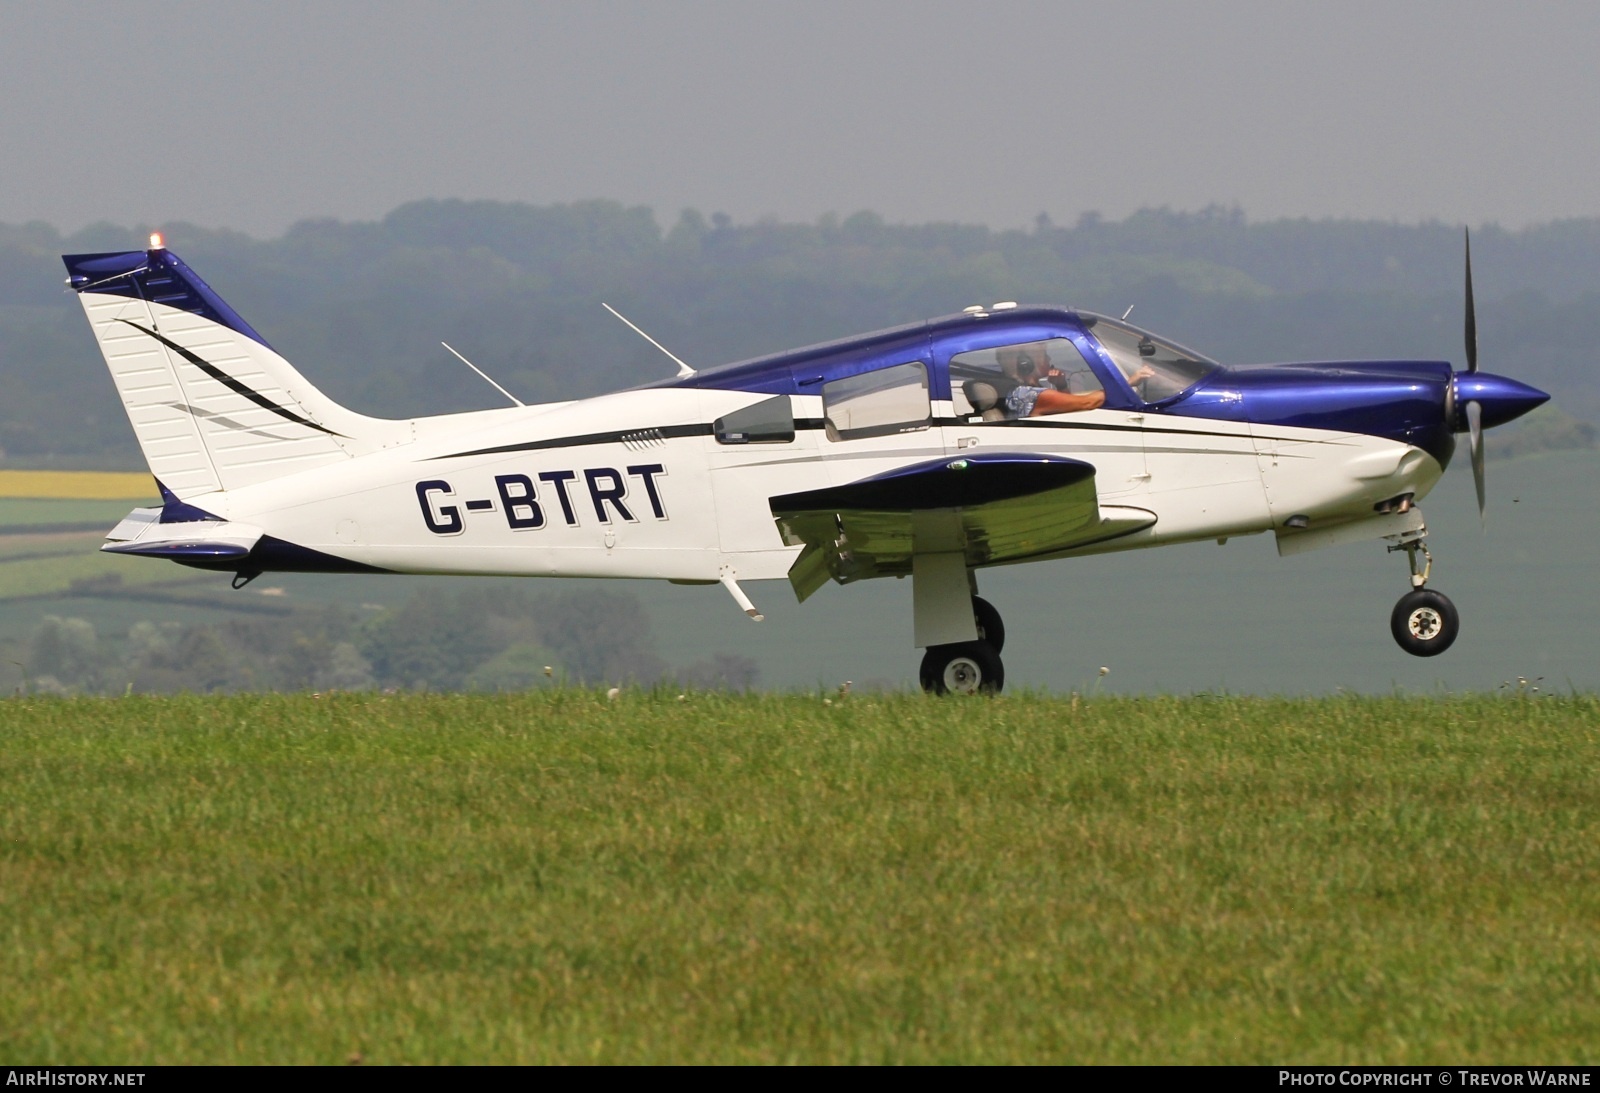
920, 596, 1007, 695
1387, 533, 1460, 657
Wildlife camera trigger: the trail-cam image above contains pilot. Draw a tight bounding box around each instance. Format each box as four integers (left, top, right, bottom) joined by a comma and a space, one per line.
1115, 348, 1159, 398
997, 342, 1105, 417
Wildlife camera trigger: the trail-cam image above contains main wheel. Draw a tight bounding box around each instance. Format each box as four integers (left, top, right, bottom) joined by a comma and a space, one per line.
972, 596, 1006, 653
919, 641, 1005, 695
1390, 589, 1460, 657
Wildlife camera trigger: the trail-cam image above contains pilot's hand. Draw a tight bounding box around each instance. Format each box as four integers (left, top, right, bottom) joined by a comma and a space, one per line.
1046, 368, 1070, 391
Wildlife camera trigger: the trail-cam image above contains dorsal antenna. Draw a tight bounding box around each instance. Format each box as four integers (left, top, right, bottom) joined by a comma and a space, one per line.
1121, 305, 1135, 321
440, 342, 524, 407
602, 303, 695, 377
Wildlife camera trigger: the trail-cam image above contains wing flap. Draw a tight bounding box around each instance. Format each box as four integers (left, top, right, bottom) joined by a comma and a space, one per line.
771, 453, 1151, 600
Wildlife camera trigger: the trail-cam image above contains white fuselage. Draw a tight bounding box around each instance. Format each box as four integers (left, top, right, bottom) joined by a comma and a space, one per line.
182, 386, 1444, 583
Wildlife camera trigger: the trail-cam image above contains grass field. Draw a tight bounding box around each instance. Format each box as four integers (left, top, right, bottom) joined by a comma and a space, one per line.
1, 692, 1595, 1064
0, 484, 211, 634
0, 498, 149, 530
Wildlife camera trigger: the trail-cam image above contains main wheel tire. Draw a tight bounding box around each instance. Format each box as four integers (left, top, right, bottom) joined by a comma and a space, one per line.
919, 641, 1005, 695
1390, 589, 1460, 657
972, 596, 1006, 653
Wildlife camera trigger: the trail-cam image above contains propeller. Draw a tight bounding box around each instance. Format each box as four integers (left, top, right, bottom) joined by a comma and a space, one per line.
1462, 228, 1486, 521
1466, 398, 1485, 517
1446, 227, 1549, 513
1464, 228, 1478, 375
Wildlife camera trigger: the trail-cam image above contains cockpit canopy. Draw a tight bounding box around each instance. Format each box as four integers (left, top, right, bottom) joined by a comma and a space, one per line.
670, 305, 1224, 412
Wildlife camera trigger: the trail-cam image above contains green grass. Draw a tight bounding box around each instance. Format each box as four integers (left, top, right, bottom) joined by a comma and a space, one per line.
1, 692, 1595, 1064
0, 528, 99, 560
0, 498, 144, 528
0, 549, 197, 600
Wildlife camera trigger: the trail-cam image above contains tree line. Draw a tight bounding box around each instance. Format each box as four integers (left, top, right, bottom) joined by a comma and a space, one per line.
8, 584, 757, 696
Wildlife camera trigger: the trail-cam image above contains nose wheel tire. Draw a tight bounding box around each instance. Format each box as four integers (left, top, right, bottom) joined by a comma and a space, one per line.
920, 641, 1005, 695
1390, 589, 1460, 657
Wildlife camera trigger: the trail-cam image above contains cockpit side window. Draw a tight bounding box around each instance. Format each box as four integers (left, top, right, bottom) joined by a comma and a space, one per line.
822, 362, 931, 441
950, 338, 1103, 419
1081, 316, 1220, 403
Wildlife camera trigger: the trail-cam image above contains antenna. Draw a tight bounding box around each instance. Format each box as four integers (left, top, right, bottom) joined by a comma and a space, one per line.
602, 303, 695, 377
440, 342, 524, 407
1121, 305, 1135, 321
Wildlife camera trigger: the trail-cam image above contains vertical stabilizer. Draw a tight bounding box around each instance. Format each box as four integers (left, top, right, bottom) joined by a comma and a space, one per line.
63, 245, 408, 497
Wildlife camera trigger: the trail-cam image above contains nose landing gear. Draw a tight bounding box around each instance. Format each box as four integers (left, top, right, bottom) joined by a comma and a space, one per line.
1387, 533, 1460, 656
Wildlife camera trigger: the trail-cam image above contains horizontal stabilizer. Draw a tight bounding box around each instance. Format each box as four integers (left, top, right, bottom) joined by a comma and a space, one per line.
102, 506, 263, 562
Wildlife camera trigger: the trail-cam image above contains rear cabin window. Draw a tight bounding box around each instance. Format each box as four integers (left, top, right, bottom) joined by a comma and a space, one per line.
822, 362, 931, 441
715, 395, 795, 444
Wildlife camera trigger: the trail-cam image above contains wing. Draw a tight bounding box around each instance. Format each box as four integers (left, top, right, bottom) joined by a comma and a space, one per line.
770, 452, 1155, 601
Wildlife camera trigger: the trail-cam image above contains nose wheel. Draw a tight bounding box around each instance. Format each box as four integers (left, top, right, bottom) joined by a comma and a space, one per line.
1391, 588, 1460, 656
1387, 534, 1460, 656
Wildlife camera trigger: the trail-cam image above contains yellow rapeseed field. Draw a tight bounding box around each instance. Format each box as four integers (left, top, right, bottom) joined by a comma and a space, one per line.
0, 469, 157, 500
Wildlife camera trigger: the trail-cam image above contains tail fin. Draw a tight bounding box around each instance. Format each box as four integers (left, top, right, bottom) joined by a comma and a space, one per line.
63, 243, 407, 498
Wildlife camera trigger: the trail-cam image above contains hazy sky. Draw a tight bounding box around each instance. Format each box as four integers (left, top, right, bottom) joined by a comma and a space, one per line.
4, 0, 1597, 237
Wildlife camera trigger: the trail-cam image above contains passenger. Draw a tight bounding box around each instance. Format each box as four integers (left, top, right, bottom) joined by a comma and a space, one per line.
997, 343, 1105, 417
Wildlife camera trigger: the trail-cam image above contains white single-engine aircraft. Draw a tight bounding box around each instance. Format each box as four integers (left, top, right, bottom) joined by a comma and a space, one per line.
63, 233, 1547, 693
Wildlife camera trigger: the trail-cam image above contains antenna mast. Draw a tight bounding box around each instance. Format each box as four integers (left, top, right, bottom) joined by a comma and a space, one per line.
441, 342, 524, 407
602, 303, 695, 377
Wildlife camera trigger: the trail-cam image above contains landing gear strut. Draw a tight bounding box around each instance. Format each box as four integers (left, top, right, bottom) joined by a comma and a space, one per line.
972, 596, 1005, 653
920, 596, 1007, 694
1387, 533, 1460, 657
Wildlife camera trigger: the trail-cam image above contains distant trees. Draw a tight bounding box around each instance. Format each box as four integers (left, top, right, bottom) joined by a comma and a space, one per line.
26, 616, 110, 694
11, 585, 756, 696
1485, 405, 1597, 460
675, 653, 761, 692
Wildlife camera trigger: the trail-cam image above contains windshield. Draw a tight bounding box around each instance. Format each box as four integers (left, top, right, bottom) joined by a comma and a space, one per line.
1080, 314, 1220, 403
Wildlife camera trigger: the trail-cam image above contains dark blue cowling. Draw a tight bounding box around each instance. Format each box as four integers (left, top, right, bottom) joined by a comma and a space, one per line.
1166, 360, 1458, 467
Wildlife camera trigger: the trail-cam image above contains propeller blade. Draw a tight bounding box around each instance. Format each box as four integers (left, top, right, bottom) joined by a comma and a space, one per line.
1466, 398, 1485, 521
1464, 227, 1478, 374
